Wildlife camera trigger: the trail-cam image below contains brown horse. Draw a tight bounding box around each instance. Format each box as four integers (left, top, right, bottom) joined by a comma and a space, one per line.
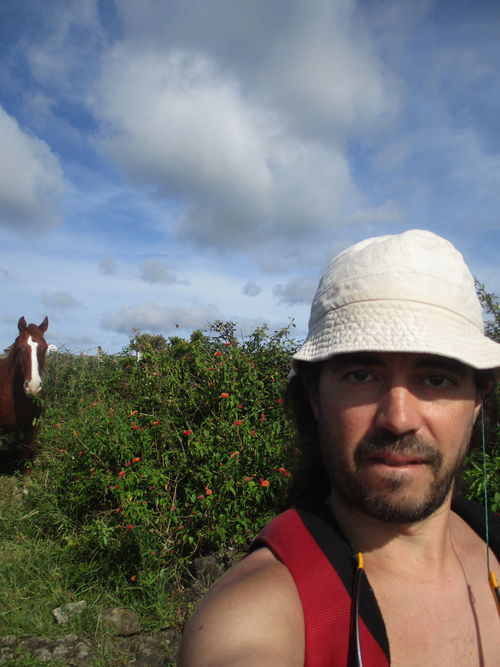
0, 317, 49, 471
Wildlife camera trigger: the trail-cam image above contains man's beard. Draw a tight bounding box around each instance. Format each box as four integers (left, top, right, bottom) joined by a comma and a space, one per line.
322, 429, 471, 523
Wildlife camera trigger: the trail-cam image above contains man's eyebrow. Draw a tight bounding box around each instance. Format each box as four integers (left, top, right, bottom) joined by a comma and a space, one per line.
327, 353, 471, 375
415, 355, 470, 375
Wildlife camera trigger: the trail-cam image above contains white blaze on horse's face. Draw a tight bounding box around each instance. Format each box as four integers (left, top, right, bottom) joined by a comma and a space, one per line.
24, 335, 43, 395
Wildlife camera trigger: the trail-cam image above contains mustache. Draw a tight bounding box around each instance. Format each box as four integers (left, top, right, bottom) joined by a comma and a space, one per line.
354, 432, 443, 469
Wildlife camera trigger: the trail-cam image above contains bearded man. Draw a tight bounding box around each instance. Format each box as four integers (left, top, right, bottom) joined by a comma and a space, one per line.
179, 230, 500, 666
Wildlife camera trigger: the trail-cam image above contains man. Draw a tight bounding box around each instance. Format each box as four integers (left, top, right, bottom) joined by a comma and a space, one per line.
178, 230, 500, 666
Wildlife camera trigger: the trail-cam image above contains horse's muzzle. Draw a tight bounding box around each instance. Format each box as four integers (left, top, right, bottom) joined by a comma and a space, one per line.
24, 379, 43, 395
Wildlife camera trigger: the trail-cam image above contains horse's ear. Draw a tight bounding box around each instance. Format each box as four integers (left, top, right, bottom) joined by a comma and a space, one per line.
39, 316, 49, 333
18, 317, 27, 332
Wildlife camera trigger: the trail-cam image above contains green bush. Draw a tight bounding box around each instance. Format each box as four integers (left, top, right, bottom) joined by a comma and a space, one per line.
33, 322, 299, 584
7, 305, 500, 592
465, 284, 500, 512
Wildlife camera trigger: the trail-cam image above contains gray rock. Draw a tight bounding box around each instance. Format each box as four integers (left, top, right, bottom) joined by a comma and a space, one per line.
193, 555, 224, 584
52, 600, 87, 624
0, 621, 181, 665
0, 635, 17, 663
157, 627, 180, 654
117, 634, 169, 666
101, 607, 141, 636
0, 634, 95, 666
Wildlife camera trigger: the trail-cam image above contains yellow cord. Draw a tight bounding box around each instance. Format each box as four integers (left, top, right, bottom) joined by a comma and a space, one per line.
489, 571, 500, 616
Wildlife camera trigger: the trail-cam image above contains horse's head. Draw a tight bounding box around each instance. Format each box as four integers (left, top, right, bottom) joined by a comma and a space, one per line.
15, 316, 49, 396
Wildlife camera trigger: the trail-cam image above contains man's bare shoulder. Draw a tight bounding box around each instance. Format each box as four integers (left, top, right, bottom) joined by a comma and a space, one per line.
177, 547, 304, 667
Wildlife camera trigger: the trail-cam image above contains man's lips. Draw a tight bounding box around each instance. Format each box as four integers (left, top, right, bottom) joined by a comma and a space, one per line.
368, 453, 429, 467
355, 435, 442, 471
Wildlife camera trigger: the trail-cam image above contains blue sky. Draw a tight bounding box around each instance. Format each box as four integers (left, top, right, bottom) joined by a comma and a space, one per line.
1, 0, 499, 353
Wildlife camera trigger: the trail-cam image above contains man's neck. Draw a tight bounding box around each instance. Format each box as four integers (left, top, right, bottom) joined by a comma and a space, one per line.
326, 490, 458, 579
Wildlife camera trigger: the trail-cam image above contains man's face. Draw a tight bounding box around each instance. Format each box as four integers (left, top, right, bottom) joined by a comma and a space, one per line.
307, 352, 483, 523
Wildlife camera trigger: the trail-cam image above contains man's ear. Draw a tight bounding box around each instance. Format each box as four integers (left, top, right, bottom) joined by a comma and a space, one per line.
301, 367, 321, 421
474, 379, 494, 422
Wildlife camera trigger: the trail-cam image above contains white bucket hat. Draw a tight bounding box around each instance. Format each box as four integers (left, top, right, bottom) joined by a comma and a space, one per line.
292, 229, 500, 378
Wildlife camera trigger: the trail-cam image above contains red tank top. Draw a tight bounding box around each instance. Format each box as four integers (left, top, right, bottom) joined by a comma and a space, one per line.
252, 502, 389, 666
251, 497, 499, 667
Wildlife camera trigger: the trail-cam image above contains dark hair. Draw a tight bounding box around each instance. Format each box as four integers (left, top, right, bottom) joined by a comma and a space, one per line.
468, 369, 497, 449
283, 360, 498, 508
283, 361, 328, 507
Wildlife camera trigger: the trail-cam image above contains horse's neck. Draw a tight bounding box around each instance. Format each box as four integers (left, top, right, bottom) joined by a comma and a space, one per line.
0, 353, 29, 409
0, 350, 18, 384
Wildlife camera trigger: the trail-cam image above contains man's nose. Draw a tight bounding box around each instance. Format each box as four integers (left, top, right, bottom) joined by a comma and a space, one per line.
375, 386, 422, 435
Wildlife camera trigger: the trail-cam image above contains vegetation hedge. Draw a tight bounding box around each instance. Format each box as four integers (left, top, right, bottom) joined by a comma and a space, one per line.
3, 294, 500, 592
31, 322, 299, 586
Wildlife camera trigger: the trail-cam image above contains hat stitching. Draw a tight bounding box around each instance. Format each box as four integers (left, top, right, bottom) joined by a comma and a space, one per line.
309, 297, 482, 331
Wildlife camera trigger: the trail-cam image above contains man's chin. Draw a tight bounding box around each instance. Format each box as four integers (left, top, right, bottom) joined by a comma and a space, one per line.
353, 493, 449, 523
334, 477, 455, 523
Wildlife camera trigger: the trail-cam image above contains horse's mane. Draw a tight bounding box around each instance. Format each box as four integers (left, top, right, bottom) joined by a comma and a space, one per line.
0, 343, 18, 364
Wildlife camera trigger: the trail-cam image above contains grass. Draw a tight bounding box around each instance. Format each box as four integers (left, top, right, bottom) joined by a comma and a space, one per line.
0, 475, 81, 637
0, 474, 184, 665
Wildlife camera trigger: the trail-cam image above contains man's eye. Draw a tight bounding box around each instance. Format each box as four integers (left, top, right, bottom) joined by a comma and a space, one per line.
424, 375, 453, 388
348, 370, 373, 383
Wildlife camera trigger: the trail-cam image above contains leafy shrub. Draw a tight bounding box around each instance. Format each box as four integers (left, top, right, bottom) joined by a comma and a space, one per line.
464, 284, 500, 512
11, 299, 500, 589
33, 322, 299, 583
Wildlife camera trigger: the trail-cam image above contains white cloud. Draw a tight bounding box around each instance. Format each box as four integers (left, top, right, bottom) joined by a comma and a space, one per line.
0, 266, 12, 279
90, 0, 399, 253
95, 48, 272, 194
255, 0, 398, 139
228, 316, 293, 341
138, 259, 187, 285
94, 49, 274, 242
41, 290, 82, 310
0, 107, 64, 232
273, 277, 318, 306
242, 280, 261, 297
344, 200, 405, 225
115, 0, 397, 139
93, 47, 357, 248
444, 129, 500, 202
25, 0, 103, 94
99, 257, 119, 276
103, 302, 225, 335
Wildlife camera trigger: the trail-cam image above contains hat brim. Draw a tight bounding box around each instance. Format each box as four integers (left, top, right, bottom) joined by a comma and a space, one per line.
292, 300, 500, 380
